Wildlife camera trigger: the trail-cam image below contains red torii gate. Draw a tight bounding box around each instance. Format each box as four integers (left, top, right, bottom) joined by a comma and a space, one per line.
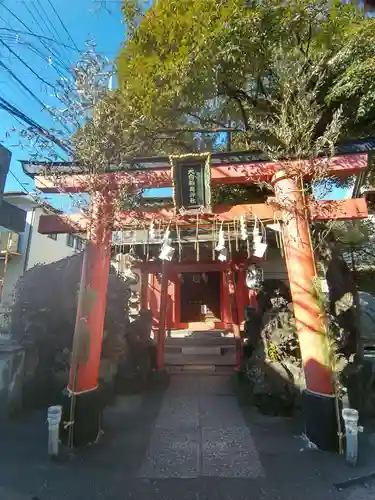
22, 144, 371, 449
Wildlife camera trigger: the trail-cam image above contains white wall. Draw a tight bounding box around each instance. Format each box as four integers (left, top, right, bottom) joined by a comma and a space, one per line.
0, 256, 23, 307
0, 196, 77, 306
26, 207, 76, 270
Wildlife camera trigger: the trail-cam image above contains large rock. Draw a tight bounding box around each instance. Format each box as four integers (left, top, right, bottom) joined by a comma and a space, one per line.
337, 291, 375, 420
244, 281, 305, 415
358, 291, 375, 344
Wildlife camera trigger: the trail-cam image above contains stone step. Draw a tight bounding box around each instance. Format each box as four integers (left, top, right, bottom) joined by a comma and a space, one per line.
166, 365, 234, 375
168, 329, 233, 339
164, 353, 236, 366
165, 337, 236, 346
182, 346, 222, 356
165, 346, 236, 356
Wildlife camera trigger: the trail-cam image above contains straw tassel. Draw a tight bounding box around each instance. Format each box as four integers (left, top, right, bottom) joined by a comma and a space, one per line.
195, 214, 200, 262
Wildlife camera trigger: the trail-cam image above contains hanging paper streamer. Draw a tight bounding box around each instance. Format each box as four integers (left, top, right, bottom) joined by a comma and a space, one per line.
176, 222, 182, 262
217, 247, 228, 262
215, 222, 227, 261
163, 227, 171, 244
234, 218, 239, 252
212, 218, 216, 260
195, 213, 200, 262
253, 242, 267, 258
228, 223, 232, 259
268, 216, 283, 257
253, 216, 260, 239
253, 234, 263, 247
239, 215, 248, 241
149, 221, 155, 240
215, 223, 225, 251
159, 244, 174, 261
267, 222, 281, 232
252, 216, 268, 258
159, 225, 174, 261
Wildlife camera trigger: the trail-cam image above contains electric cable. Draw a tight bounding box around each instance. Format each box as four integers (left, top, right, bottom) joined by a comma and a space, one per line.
0, 38, 55, 89
32, 0, 65, 43
7, 168, 82, 221
0, 96, 71, 154
0, 58, 72, 134
24, 41, 68, 79
45, 0, 79, 52
28, 0, 74, 68
0, 4, 72, 76
21, 1, 73, 71
0, 27, 80, 52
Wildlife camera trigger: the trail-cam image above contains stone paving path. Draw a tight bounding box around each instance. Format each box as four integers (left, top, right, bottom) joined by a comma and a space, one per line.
0, 374, 375, 499
139, 375, 264, 479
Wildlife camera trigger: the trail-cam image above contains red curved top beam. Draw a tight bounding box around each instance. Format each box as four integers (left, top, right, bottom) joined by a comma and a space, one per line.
32, 153, 368, 193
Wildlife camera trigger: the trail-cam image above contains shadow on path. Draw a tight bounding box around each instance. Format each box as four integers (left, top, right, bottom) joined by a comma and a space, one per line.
1, 374, 375, 500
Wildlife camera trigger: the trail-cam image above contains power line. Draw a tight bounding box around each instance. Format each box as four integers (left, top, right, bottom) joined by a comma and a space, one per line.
0, 95, 71, 154
21, 0, 73, 71
45, 0, 80, 52
0, 24, 72, 76
30, 0, 74, 68
7, 168, 81, 222
0, 58, 72, 134
0, 27, 81, 52
0, 38, 54, 89
0, 58, 49, 109
0, 4, 72, 76
0, 33, 72, 78
32, 0, 64, 43
22, 41, 68, 79
8, 168, 31, 191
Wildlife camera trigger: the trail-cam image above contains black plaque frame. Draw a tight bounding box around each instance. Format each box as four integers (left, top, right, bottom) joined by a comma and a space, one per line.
170, 153, 212, 215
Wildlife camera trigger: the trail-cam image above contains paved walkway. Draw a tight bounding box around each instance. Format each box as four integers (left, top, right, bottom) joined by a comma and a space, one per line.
0, 374, 375, 500
139, 376, 264, 479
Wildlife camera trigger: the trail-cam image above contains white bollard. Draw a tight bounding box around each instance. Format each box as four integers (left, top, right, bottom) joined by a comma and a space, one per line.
47, 405, 62, 457
342, 408, 363, 466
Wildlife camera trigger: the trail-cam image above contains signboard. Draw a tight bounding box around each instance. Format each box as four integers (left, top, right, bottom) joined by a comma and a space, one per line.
171, 153, 212, 214
0, 146, 11, 207
0, 201, 26, 233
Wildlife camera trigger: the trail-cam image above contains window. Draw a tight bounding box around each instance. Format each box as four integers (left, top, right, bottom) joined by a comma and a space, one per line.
67, 234, 84, 251
67, 234, 75, 248
47, 233, 57, 240
76, 237, 84, 252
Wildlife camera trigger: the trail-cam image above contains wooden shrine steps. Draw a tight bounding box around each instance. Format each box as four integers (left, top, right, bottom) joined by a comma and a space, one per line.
164, 329, 237, 374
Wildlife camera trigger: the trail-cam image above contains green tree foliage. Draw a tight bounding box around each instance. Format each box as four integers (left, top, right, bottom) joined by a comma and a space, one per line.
314, 218, 375, 278
106, 0, 375, 162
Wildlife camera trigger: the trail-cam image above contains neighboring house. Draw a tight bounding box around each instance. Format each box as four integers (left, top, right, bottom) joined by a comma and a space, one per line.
0, 192, 84, 310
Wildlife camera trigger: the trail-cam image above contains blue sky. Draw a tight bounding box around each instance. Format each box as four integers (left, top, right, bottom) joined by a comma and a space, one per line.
0, 0, 126, 209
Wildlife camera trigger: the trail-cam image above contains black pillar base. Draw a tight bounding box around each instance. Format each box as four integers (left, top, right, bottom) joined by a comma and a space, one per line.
60, 387, 106, 447
301, 390, 342, 452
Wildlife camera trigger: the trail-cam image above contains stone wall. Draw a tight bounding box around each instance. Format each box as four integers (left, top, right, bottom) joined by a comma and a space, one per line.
0, 340, 24, 420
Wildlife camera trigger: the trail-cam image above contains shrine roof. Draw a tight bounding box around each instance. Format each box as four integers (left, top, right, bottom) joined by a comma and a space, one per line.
20, 137, 375, 178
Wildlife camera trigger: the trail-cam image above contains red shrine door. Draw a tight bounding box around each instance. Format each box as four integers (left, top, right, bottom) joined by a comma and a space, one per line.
147, 266, 249, 331
180, 272, 221, 324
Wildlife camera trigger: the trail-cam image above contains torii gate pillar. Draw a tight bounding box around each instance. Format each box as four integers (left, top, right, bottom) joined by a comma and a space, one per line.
272, 170, 338, 452
63, 191, 113, 447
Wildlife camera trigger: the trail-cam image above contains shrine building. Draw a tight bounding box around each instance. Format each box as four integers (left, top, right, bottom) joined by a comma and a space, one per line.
21, 139, 373, 408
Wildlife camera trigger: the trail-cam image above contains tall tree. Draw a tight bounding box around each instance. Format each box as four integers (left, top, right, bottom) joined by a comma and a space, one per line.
98, 0, 374, 163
